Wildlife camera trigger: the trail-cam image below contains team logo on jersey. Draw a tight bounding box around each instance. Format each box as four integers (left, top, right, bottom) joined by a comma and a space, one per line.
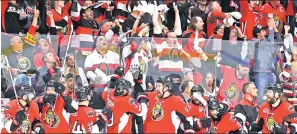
288, 105, 294, 112
16, 116, 30, 133
224, 82, 238, 100
151, 103, 164, 121
185, 105, 191, 112
138, 56, 147, 73
20, 119, 31, 133
43, 108, 60, 128
25, 7, 34, 17
17, 55, 31, 72
266, 114, 278, 132
97, 63, 111, 75
88, 111, 95, 117
273, 15, 283, 32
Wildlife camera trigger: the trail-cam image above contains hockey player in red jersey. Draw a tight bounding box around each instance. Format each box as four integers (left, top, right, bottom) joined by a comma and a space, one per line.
188, 85, 212, 133
100, 78, 149, 133
1, 84, 44, 134
249, 84, 297, 133
69, 86, 113, 133
205, 97, 242, 133
143, 76, 194, 133
35, 80, 78, 133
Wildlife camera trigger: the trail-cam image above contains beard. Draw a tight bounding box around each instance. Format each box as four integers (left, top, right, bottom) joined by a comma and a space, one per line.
267, 97, 276, 104
157, 90, 163, 98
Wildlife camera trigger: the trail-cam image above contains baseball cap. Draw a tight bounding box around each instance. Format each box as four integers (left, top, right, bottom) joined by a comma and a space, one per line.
80, 5, 94, 16
239, 59, 250, 68
253, 25, 268, 37
183, 68, 193, 75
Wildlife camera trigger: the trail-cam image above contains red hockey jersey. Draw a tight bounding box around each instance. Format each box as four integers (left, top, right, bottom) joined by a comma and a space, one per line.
257, 101, 297, 133
69, 106, 97, 134
240, 1, 260, 40
217, 65, 249, 109
143, 92, 191, 133
259, 2, 286, 32
207, 11, 225, 37
101, 89, 146, 133
36, 95, 70, 133
1, 99, 40, 133
207, 112, 242, 133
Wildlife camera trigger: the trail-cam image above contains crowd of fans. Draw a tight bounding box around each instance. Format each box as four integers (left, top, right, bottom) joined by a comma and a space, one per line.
1, 0, 297, 111
1, 0, 297, 133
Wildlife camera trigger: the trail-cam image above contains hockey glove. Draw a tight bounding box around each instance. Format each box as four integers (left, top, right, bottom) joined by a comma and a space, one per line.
96, 107, 113, 130
136, 92, 149, 104
272, 124, 288, 134
102, 107, 113, 121
43, 94, 57, 106
54, 81, 67, 96
33, 124, 45, 134
194, 117, 211, 130
11, 110, 27, 132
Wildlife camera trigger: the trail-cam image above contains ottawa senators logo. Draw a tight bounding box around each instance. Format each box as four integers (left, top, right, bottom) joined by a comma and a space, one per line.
266, 114, 278, 132
15, 115, 30, 134
224, 82, 238, 100
273, 15, 283, 32
43, 108, 60, 128
151, 103, 164, 121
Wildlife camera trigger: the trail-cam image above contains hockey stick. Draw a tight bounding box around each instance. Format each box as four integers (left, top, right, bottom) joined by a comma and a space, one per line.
4, 55, 19, 105
60, 25, 74, 81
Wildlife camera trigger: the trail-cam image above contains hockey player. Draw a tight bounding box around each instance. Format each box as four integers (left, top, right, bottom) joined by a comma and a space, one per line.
69, 86, 113, 133
249, 84, 297, 133
234, 82, 258, 133
35, 80, 78, 133
188, 85, 212, 133
1, 84, 44, 134
206, 97, 242, 133
100, 78, 149, 133
143, 76, 194, 133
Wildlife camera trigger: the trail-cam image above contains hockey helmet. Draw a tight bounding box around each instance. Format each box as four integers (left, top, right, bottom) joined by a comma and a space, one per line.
114, 79, 132, 96
114, 66, 125, 77
76, 86, 92, 101
16, 83, 35, 99
156, 76, 173, 90
207, 96, 220, 110
191, 85, 205, 96
267, 83, 283, 93
46, 80, 56, 89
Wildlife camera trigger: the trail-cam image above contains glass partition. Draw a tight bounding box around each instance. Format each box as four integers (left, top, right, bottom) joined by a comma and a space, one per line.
1, 33, 296, 110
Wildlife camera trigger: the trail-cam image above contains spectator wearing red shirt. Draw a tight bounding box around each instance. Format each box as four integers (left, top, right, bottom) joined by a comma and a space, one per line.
240, 0, 259, 40
34, 38, 60, 69
217, 59, 250, 109
207, 1, 226, 37
259, 0, 286, 32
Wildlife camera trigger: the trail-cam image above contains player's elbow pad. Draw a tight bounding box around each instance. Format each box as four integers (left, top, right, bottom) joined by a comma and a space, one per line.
136, 103, 148, 116
63, 96, 78, 113
235, 113, 246, 125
